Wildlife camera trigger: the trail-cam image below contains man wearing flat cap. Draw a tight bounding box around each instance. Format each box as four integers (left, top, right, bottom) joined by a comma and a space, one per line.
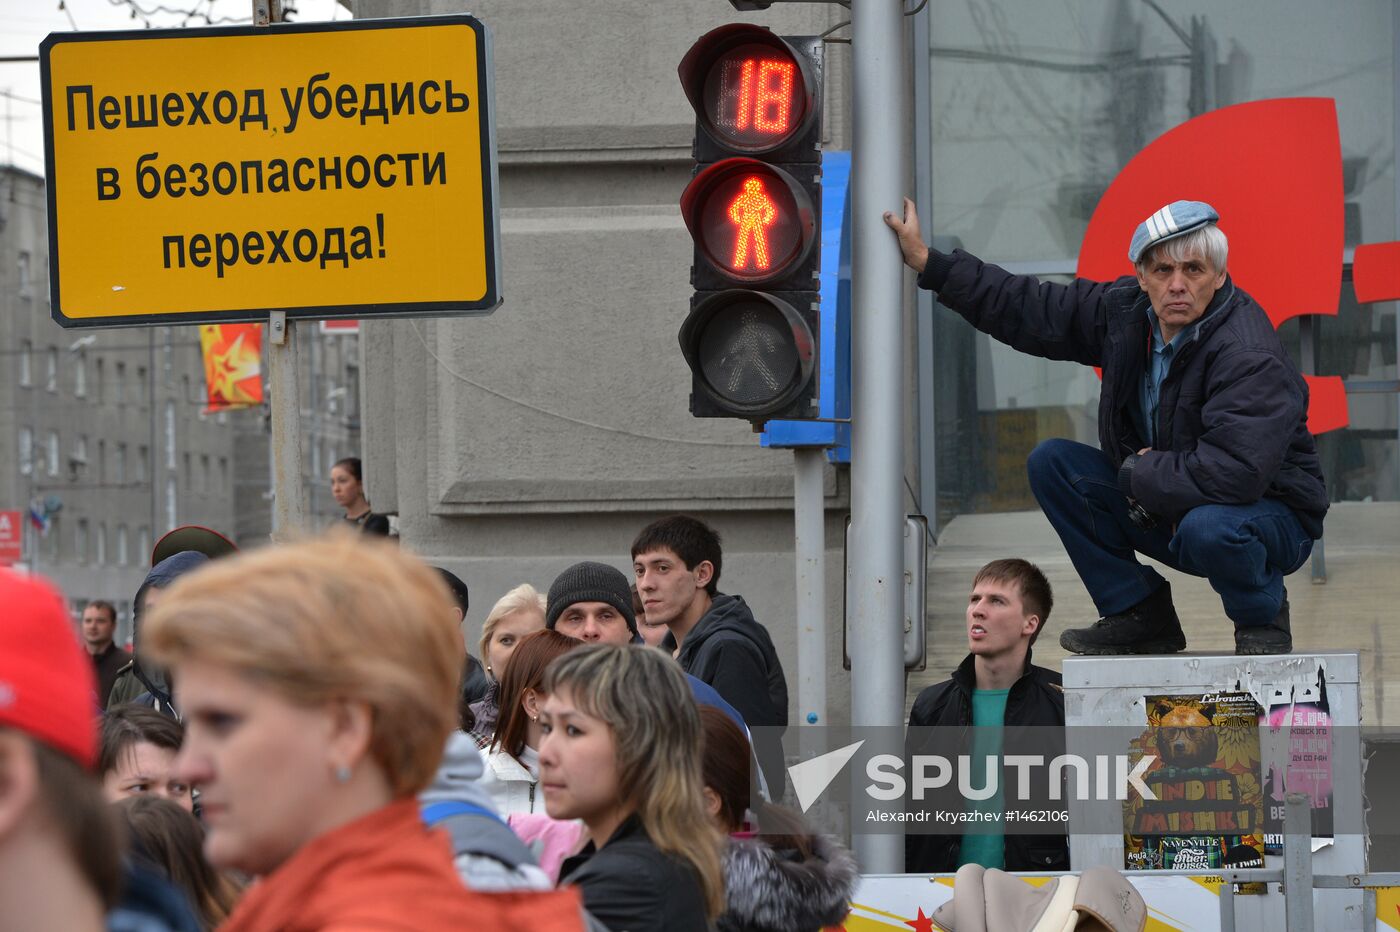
885, 199, 1326, 656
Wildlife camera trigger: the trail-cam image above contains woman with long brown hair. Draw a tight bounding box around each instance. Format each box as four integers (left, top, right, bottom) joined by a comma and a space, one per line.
698, 706, 856, 932
539, 644, 724, 932
115, 795, 241, 930
480, 629, 584, 818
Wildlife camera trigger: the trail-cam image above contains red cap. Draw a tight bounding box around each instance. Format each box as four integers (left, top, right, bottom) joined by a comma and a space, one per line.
0, 569, 97, 768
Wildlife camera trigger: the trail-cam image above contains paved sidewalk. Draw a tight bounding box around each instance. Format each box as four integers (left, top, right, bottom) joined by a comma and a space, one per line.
907, 502, 1400, 727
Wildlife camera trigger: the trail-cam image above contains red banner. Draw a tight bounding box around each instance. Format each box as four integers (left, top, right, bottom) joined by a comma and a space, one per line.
199, 324, 264, 412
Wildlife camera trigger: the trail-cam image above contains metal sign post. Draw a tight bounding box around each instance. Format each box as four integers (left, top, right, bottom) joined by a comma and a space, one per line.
267, 311, 306, 538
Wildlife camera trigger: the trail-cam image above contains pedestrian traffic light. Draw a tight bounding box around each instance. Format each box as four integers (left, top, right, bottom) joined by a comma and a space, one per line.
678, 25, 822, 423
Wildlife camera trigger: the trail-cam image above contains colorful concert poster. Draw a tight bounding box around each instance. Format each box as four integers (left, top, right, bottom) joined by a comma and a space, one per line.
1123, 691, 1265, 873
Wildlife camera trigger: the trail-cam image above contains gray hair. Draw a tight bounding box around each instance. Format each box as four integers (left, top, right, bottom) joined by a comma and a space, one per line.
1135, 223, 1228, 276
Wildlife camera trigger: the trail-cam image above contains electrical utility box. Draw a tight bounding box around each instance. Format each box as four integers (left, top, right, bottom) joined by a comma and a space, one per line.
1063, 652, 1365, 929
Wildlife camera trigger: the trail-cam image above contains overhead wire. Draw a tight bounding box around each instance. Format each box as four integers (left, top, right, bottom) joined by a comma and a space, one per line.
407, 320, 756, 449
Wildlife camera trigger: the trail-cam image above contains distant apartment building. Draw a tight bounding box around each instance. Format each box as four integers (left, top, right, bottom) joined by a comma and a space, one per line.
0, 165, 361, 640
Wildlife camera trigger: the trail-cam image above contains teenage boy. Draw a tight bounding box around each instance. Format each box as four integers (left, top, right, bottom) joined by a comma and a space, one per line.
631, 515, 788, 798
905, 558, 1069, 874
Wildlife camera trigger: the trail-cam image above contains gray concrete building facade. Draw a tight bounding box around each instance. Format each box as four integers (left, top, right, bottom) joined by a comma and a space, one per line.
353, 0, 863, 727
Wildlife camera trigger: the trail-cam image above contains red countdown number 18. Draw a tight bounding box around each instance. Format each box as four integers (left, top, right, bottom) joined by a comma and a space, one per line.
719, 57, 796, 136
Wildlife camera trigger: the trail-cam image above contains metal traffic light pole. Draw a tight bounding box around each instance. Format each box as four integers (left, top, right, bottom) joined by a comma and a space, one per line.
254, 0, 309, 540
848, 0, 909, 872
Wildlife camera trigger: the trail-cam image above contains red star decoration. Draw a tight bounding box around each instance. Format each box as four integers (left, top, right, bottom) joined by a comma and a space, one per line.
904, 907, 936, 932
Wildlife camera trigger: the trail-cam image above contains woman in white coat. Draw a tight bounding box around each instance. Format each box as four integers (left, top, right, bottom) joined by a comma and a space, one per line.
479, 630, 581, 816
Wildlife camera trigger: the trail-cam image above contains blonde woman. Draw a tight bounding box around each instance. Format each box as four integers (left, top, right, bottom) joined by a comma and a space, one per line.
142, 533, 585, 932
540, 644, 724, 932
470, 584, 547, 741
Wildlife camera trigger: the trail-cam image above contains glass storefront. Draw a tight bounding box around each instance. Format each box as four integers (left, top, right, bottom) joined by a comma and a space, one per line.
916, 1, 1399, 528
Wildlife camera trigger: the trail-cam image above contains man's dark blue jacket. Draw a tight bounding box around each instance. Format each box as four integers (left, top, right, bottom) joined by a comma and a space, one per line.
919, 250, 1328, 537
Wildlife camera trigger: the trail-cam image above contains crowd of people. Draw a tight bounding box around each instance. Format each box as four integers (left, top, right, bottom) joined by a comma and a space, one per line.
2, 485, 856, 931
3, 195, 1318, 929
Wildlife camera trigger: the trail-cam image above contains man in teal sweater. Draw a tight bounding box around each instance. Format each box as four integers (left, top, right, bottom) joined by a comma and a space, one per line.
905, 558, 1068, 873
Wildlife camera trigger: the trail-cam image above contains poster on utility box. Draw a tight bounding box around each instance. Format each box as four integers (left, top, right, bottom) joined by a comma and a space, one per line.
40, 16, 499, 328
1123, 691, 1266, 873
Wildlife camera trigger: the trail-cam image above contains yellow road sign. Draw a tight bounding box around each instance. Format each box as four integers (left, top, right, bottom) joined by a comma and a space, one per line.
41, 15, 499, 328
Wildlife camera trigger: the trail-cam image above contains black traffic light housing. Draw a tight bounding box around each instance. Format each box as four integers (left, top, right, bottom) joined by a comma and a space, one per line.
677, 25, 823, 424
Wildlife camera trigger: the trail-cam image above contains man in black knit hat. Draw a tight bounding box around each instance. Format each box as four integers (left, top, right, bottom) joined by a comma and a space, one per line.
545, 561, 755, 759
545, 561, 638, 646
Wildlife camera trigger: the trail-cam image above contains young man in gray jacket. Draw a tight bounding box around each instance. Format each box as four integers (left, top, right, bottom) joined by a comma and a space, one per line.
632, 515, 789, 798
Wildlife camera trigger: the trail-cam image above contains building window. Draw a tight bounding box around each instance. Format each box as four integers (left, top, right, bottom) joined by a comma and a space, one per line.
162, 328, 173, 386
116, 443, 127, 484
165, 402, 177, 469
116, 525, 129, 566
115, 361, 126, 403
165, 477, 177, 531
17, 251, 31, 300
73, 435, 88, 478
136, 366, 148, 406
200, 454, 211, 493
46, 431, 59, 476
18, 428, 33, 476
183, 452, 192, 489
95, 358, 104, 403
137, 445, 149, 482
75, 519, 89, 564
219, 456, 229, 491
45, 347, 57, 393
137, 527, 150, 566
18, 341, 31, 388
74, 350, 87, 398
96, 523, 107, 565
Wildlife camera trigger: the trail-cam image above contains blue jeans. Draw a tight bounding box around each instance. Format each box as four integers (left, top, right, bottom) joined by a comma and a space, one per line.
1026, 439, 1314, 626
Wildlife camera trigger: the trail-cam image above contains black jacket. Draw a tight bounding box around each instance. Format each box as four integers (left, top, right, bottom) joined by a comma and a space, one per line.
904, 652, 1069, 873
670, 594, 789, 797
717, 834, 857, 932
919, 251, 1328, 537
559, 815, 710, 932
92, 643, 131, 711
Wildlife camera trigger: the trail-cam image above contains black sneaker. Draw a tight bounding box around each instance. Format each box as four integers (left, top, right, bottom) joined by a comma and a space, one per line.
1235, 594, 1292, 655
1060, 583, 1187, 655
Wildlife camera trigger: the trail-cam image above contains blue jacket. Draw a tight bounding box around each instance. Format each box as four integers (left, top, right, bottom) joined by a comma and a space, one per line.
919, 250, 1328, 537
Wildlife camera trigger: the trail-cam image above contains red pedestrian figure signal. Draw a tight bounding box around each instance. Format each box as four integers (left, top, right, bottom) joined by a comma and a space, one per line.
721, 57, 795, 136
728, 176, 777, 271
